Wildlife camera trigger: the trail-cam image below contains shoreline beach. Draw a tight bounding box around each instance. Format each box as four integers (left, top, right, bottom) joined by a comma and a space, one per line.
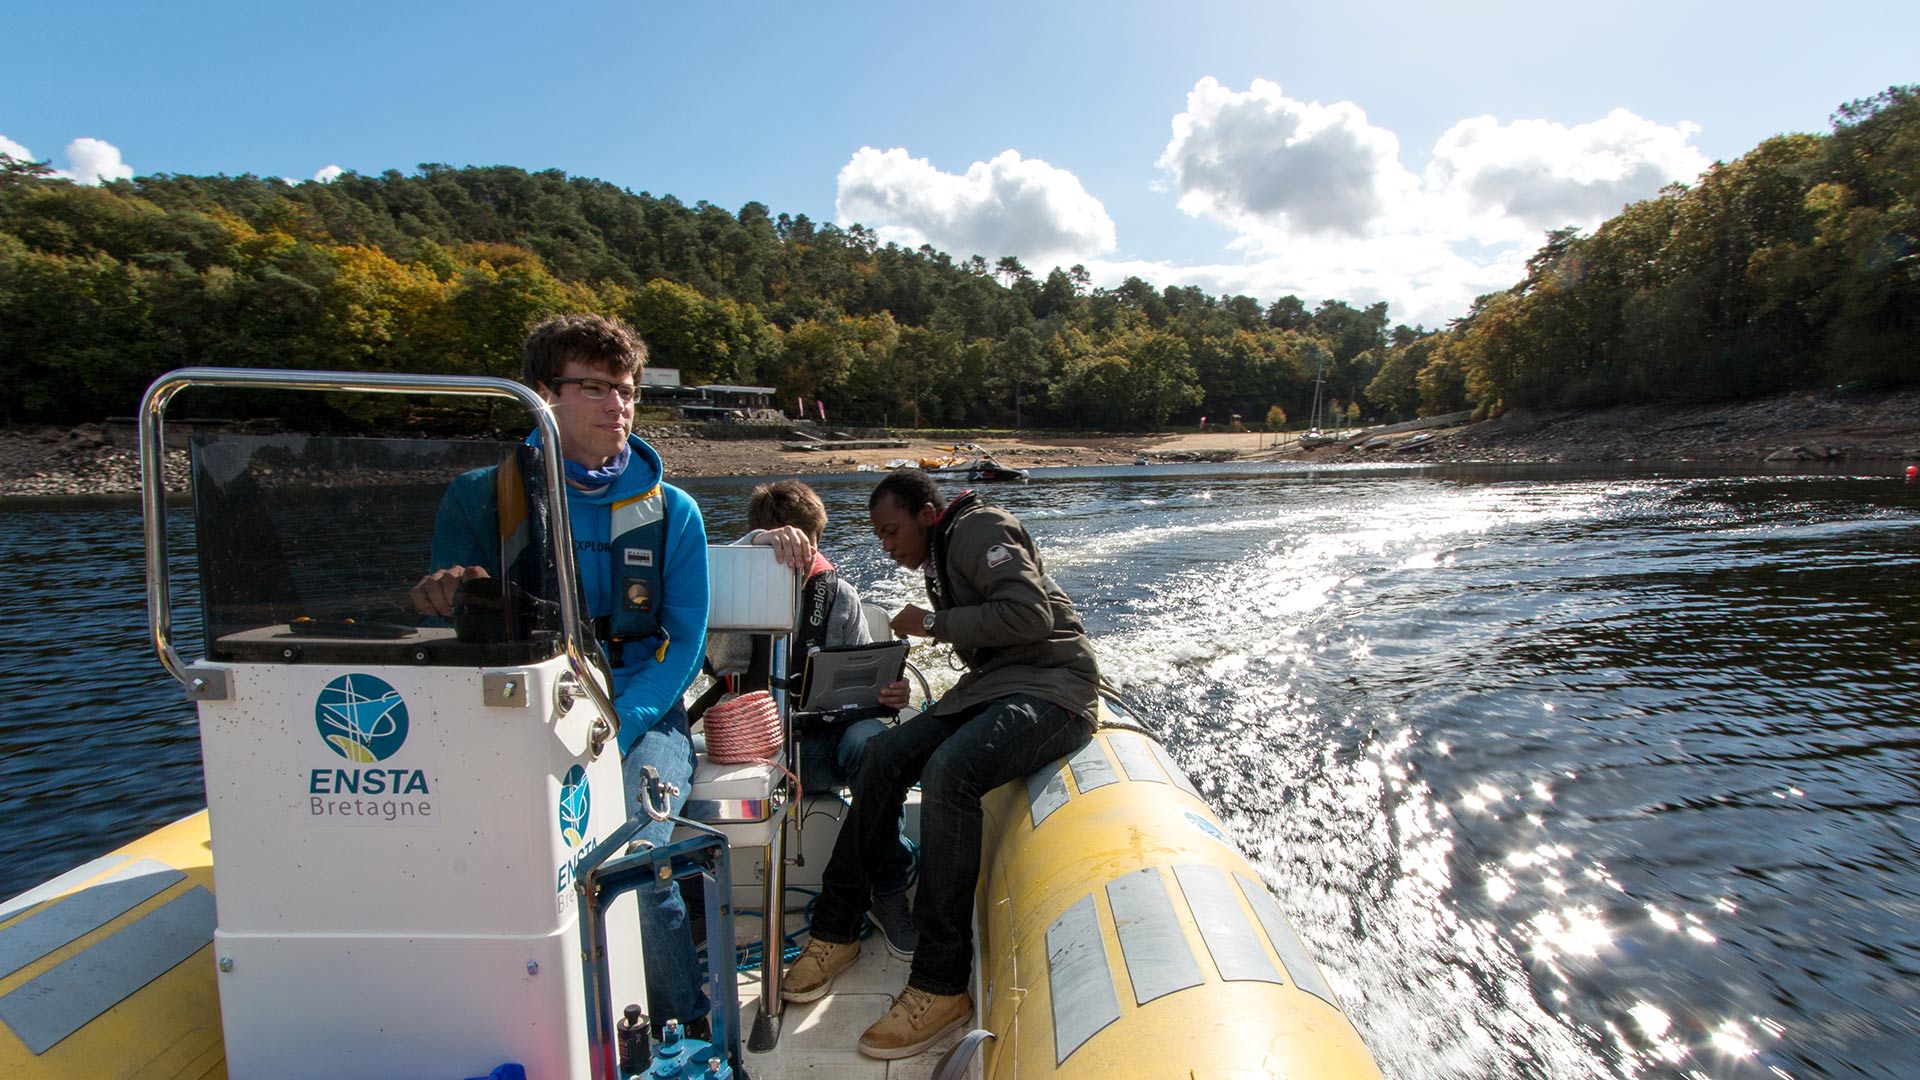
5, 385, 1917, 498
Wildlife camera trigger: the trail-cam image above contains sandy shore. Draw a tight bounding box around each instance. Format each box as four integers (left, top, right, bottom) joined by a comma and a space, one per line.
5, 386, 1917, 498
660, 385, 1920, 479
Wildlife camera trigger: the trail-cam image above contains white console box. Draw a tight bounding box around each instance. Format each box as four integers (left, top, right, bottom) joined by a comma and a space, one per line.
196, 654, 643, 1080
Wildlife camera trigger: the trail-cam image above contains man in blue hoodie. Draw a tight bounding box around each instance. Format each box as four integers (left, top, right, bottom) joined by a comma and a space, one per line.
410, 313, 713, 1035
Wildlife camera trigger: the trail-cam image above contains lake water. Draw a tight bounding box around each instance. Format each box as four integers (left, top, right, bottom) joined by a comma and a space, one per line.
4, 461, 1918, 1079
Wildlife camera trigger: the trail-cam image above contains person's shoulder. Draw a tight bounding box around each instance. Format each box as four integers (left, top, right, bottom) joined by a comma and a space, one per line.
973, 500, 1022, 525
442, 465, 499, 504
825, 577, 871, 645
822, 569, 862, 606
953, 500, 1022, 540
660, 482, 704, 519
655, 484, 707, 551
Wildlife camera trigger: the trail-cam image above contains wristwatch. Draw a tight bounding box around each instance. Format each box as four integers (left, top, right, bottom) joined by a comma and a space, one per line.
922, 612, 937, 634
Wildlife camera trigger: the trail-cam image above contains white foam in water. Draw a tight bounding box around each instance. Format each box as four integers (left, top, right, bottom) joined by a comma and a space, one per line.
755, 471, 1906, 1078
1043, 479, 1632, 1079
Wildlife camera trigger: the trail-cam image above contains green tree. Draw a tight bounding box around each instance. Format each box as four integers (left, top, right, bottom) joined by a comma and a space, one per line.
627, 278, 717, 380
1365, 336, 1434, 419
1119, 330, 1203, 428
1051, 352, 1133, 427
993, 325, 1044, 428
0, 248, 157, 421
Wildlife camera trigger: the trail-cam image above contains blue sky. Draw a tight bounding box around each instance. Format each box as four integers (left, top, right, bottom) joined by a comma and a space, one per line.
6, 0, 1916, 327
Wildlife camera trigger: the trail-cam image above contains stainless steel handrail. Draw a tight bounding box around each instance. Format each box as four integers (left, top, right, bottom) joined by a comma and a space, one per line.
138, 367, 622, 750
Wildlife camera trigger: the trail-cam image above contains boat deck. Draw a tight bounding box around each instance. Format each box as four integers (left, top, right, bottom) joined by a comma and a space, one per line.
729, 911, 967, 1080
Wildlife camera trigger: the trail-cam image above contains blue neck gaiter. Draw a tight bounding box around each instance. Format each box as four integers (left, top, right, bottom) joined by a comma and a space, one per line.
565, 445, 631, 489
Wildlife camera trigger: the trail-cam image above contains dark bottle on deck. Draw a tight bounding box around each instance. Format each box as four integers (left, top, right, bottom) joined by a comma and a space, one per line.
617, 1003, 652, 1075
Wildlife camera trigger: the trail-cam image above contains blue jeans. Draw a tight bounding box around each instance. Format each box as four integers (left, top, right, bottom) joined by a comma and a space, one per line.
797, 717, 915, 897
620, 702, 710, 1026
810, 694, 1092, 996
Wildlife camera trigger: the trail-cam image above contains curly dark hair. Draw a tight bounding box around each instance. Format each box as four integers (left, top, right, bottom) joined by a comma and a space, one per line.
520, 313, 648, 389
868, 469, 946, 516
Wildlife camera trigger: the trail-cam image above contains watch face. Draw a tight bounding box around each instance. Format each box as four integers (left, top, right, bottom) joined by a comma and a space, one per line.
923, 613, 936, 630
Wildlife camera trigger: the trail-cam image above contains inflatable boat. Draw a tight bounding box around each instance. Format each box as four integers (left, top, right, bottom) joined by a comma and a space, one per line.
0, 369, 1384, 1079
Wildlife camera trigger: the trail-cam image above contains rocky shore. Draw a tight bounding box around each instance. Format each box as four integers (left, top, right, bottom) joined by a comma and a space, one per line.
5, 386, 1917, 499
0, 425, 192, 498
1366, 385, 1920, 467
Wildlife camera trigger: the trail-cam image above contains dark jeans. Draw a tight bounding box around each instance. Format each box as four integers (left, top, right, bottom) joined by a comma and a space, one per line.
797, 716, 915, 896
809, 694, 1092, 996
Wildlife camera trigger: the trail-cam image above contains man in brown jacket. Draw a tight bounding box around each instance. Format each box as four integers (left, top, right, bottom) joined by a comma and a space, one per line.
780, 469, 1099, 1060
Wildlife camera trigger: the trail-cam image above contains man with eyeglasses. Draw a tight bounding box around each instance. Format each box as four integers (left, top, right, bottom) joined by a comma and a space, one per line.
410, 313, 716, 1038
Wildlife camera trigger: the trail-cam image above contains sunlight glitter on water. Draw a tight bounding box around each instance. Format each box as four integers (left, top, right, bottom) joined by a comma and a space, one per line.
1528, 905, 1613, 962
703, 469, 1920, 1078
1102, 481, 1641, 1077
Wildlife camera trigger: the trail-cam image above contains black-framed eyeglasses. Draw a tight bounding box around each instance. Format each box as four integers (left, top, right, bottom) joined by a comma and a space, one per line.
549, 377, 639, 404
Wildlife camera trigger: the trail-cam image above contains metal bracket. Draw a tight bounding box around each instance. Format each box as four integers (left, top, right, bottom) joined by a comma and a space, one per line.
634, 765, 681, 822
184, 666, 231, 702
556, 671, 582, 714
558, 671, 615, 758
482, 671, 530, 708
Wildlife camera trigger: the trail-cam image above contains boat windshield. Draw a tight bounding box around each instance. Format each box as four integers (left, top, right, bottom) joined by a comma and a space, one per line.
189, 433, 565, 667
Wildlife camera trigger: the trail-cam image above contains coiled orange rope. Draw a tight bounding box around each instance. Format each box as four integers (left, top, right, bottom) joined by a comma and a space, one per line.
701, 690, 803, 801
704, 691, 783, 763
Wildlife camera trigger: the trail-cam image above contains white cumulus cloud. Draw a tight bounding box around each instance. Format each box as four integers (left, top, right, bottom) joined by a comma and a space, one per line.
835, 146, 1116, 271
60, 138, 133, 185
0, 134, 135, 184
1426, 109, 1710, 243
314, 164, 344, 183
1157, 77, 1419, 241
1146, 79, 1711, 325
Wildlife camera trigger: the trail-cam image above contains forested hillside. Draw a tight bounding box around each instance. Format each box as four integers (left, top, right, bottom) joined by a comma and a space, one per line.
1, 86, 1913, 429
1372, 86, 1920, 418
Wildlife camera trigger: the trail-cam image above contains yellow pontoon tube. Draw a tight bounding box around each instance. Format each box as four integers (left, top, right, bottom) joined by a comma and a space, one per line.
0, 811, 223, 1080
975, 713, 1384, 1079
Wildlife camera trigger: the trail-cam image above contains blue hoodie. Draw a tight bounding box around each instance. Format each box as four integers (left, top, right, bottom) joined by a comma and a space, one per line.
427, 433, 710, 755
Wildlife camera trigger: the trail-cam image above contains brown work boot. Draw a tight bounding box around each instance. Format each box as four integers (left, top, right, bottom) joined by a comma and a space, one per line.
780, 937, 859, 1003
857, 985, 972, 1060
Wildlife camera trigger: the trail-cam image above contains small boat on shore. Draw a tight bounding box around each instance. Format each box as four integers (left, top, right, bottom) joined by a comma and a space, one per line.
0, 369, 1383, 1080
915, 443, 1029, 482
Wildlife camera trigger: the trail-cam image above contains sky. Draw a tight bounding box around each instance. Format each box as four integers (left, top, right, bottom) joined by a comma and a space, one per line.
5, 0, 1916, 329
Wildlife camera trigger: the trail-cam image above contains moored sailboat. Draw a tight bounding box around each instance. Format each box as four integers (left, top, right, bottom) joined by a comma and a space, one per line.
1298, 351, 1336, 449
